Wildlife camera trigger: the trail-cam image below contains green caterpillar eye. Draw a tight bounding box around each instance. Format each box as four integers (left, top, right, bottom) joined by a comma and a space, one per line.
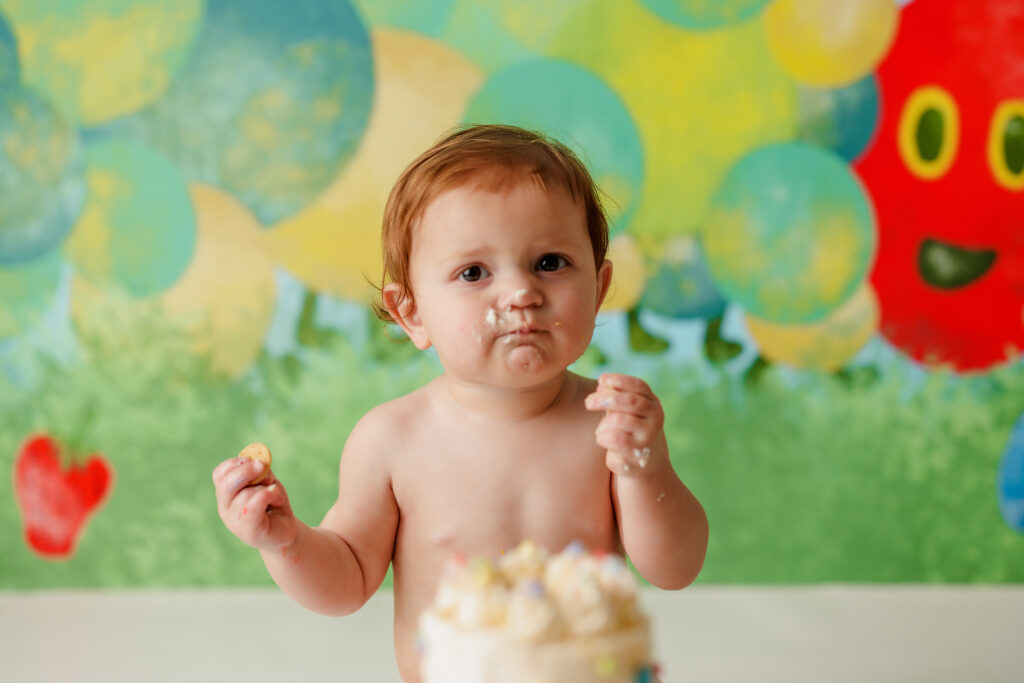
989, 100, 1024, 191
898, 85, 959, 180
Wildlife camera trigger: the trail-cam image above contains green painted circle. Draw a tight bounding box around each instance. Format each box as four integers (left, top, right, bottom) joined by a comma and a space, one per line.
65, 139, 196, 297
463, 58, 644, 236
703, 143, 875, 324
640, 0, 772, 30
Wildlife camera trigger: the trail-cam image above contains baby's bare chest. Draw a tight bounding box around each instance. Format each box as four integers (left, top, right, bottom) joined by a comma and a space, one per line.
393, 424, 618, 557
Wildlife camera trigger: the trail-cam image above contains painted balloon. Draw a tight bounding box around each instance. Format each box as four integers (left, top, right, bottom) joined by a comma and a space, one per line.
0, 250, 62, 338
640, 0, 772, 31
997, 412, 1024, 533
744, 284, 878, 371
0, 11, 17, 83
351, 0, 456, 37
797, 75, 880, 162
703, 143, 876, 324
0, 84, 85, 264
600, 234, 647, 313
640, 236, 726, 320
463, 58, 644, 237
0, 0, 202, 125
72, 184, 277, 379
764, 0, 899, 88
854, 0, 1024, 372
462, 0, 797, 241
62, 139, 195, 297
107, 0, 374, 225
266, 29, 484, 302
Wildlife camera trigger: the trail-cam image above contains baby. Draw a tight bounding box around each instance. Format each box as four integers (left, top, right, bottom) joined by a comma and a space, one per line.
212, 124, 709, 682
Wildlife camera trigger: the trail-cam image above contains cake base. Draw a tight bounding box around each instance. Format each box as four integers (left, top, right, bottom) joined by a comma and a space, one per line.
419, 612, 652, 683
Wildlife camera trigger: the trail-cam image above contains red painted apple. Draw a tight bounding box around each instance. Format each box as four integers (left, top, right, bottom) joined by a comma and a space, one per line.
13, 434, 114, 560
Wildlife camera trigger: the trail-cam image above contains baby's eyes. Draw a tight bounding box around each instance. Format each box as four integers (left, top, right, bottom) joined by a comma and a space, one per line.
458, 265, 489, 282
536, 254, 568, 272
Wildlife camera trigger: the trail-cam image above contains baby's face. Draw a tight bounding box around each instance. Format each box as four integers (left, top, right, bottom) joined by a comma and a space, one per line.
404, 178, 611, 388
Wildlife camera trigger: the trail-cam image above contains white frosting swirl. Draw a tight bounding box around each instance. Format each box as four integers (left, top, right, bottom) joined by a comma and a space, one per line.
425, 541, 642, 641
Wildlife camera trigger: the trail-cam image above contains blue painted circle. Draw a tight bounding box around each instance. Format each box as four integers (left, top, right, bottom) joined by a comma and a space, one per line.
0, 12, 17, 84
640, 238, 727, 320
797, 75, 880, 162
0, 84, 86, 264
104, 0, 374, 225
997, 412, 1024, 533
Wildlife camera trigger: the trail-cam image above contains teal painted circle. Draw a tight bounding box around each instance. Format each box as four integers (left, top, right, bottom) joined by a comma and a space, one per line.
797, 75, 880, 162
703, 143, 875, 324
463, 59, 644, 237
352, 0, 456, 37
0, 84, 86, 264
0, 13, 17, 83
73, 139, 196, 297
640, 238, 726, 320
107, 0, 374, 225
640, 0, 772, 30
0, 249, 63, 338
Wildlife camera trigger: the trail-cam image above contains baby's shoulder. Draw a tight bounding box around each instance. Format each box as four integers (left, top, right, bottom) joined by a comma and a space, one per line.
349, 383, 432, 448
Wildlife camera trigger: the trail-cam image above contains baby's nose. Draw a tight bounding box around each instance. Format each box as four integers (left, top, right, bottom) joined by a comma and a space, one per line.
498, 283, 542, 310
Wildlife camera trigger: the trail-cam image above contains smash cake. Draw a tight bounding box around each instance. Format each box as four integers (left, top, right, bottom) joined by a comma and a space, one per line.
418, 540, 659, 683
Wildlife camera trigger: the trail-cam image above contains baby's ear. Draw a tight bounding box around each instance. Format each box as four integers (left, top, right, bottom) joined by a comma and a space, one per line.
382, 283, 432, 350
595, 258, 614, 312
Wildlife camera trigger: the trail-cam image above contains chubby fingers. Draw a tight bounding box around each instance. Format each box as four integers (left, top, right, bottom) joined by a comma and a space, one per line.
584, 373, 663, 421
212, 457, 270, 511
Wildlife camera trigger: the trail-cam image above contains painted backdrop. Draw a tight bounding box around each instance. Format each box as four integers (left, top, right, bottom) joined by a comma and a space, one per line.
1, 0, 1023, 587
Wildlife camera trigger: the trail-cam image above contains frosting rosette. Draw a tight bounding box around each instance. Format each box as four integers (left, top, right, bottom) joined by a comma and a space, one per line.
424, 540, 644, 640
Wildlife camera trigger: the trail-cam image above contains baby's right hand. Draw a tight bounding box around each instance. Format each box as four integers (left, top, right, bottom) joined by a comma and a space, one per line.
212, 457, 298, 553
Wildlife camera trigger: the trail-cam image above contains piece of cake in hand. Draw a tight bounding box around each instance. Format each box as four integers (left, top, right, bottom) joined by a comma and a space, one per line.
418, 540, 659, 683
237, 443, 272, 485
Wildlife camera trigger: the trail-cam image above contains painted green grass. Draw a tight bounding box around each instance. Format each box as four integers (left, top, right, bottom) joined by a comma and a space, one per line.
2, 313, 1023, 588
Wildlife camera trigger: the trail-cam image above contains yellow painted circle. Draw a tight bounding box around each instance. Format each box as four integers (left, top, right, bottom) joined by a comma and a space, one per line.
763, 0, 898, 88
265, 29, 485, 303
600, 233, 647, 313
71, 183, 277, 378
744, 284, 878, 372
988, 99, 1024, 192
0, 0, 203, 125
898, 85, 960, 181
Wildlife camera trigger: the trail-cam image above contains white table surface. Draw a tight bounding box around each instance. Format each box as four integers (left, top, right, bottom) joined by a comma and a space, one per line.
1, 586, 1021, 682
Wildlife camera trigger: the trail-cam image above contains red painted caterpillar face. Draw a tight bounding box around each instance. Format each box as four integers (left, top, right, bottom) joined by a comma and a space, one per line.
855, 0, 1024, 371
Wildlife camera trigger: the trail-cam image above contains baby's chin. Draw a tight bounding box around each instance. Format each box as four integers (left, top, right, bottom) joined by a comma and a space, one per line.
503, 344, 547, 372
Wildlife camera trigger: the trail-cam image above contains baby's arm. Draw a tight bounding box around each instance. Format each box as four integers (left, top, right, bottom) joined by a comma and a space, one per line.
212, 408, 398, 616
585, 373, 708, 590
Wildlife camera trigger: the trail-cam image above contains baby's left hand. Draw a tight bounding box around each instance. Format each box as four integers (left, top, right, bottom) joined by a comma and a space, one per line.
584, 373, 667, 478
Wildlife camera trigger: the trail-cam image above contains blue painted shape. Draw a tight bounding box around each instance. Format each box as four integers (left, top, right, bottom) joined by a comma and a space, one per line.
0, 11, 18, 83
634, 665, 654, 683
102, 0, 374, 225
797, 75, 880, 162
640, 236, 727, 320
997, 411, 1024, 533
0, 84, 86, 264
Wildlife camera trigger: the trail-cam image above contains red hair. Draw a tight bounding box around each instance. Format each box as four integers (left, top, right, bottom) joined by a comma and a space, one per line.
374, 124, 610, 322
